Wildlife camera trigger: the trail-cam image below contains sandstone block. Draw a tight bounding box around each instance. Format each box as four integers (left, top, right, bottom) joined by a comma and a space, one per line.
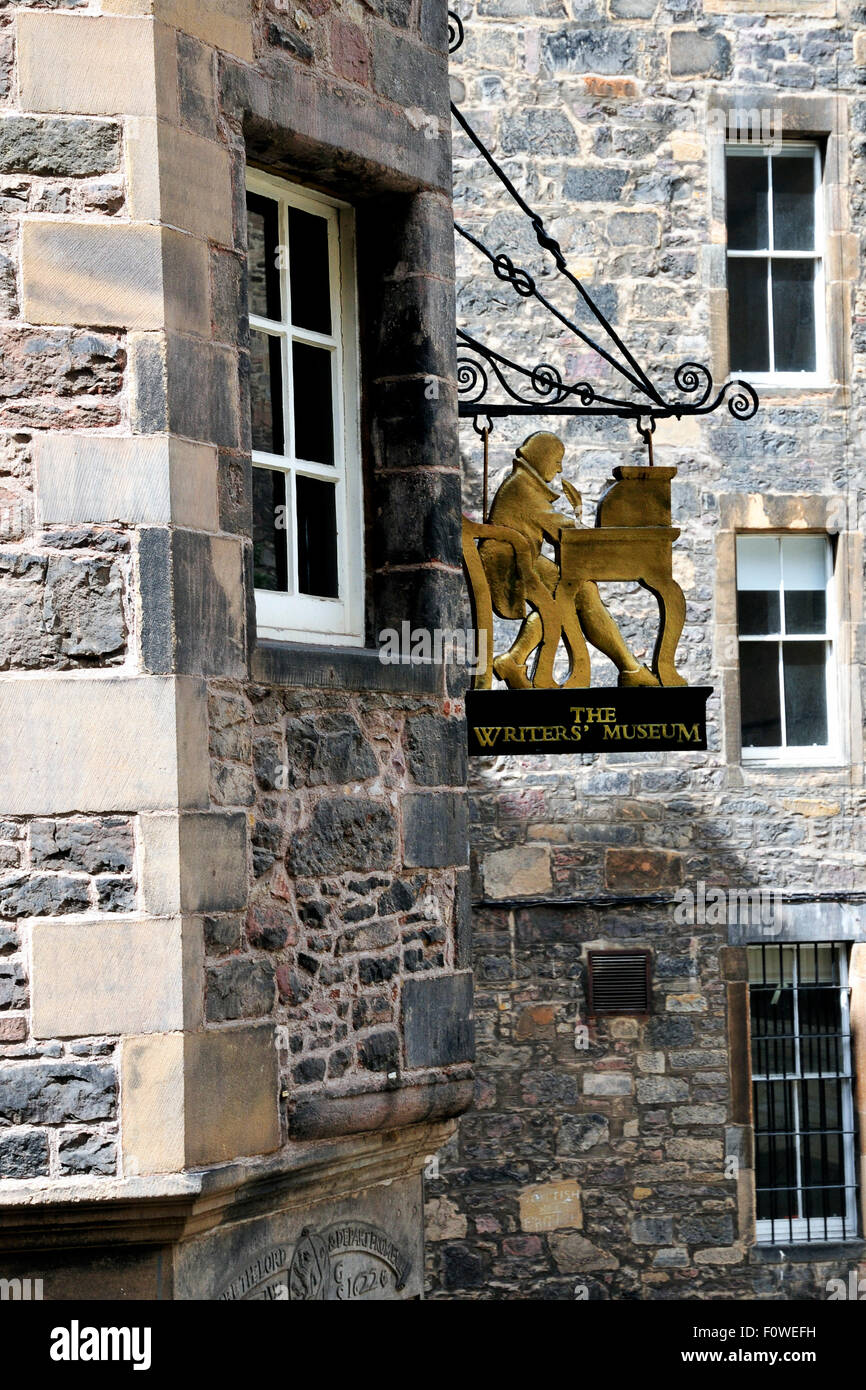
22, 222, 209, 334
484, 845, 552, 899
403, 971, 474, 1067
35, 435, 219, 530
605, 848, 683, 891
102, 0, 254, 62
0, 677, 208, 814
17, 15, 160, 115
157, 123, 233, 246
30, 916, 203, 1038
519, 1180, 583, 1232
122, 1024, 279, 1175
139, 811, 247, 915
636, 1076, 690, 1103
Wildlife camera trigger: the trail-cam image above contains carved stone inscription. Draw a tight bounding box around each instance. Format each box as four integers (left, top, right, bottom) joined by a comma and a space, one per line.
171, 1177, 423, 1301
218, 1221, 412, 1301
218, 1223, 411, 1295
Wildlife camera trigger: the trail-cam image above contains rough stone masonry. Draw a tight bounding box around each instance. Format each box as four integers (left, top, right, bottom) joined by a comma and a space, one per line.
425, 0, 866, 1299
0, 0, 474, 1295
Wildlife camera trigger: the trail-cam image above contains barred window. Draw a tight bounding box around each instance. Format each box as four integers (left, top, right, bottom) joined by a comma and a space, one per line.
749, 943, 858, 1244
246, 169, 363, 645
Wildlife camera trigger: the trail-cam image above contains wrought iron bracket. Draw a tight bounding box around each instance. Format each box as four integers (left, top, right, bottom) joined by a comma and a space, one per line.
448, 10, 759, 442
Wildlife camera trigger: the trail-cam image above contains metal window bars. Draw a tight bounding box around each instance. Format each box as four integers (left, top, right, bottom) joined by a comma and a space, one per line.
748, 943, 859, 1245
447, 9, 760, 444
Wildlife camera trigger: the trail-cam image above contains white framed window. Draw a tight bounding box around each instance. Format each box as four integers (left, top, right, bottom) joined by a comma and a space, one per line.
749, 943, 858, 1245
246, 169, 363, 645
736, 533, 838, 765
725, 142, 826, 386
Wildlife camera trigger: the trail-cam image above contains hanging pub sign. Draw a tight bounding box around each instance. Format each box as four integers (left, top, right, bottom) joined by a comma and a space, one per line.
462, 430, 712, 756
448, 10, 757, 756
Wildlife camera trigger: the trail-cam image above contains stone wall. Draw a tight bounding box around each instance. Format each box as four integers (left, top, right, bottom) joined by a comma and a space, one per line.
426, 1, 866, 1298
205, 682, 471, 1143
0, 0, 473, 1207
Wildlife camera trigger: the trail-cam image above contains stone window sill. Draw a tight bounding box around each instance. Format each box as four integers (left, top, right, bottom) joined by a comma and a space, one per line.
251, 640, 445, 695
750, 1239, 866, 1264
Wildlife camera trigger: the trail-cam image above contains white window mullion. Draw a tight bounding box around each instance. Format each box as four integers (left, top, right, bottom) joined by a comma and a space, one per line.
766, 150, 776, 375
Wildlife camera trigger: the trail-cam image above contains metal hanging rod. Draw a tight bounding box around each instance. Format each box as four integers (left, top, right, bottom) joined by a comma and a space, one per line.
448, 9, 759, 438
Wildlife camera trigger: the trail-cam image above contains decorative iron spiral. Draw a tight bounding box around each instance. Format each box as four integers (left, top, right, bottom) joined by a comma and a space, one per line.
529, 362, 563, 399
724, 379, 759, 420
448, 10, 464, 53
457, 356, 488, 402
673, 361, 713, 409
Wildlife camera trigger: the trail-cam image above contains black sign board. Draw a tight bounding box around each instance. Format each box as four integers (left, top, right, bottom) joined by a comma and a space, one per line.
466, 687, 712, 756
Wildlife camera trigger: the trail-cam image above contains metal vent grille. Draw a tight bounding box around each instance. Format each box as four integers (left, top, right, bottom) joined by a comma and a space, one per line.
587, 950, 651, 1017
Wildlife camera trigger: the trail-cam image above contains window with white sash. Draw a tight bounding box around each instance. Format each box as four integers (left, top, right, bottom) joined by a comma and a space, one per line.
725, 143, 825, 385
749, 943, 858, 1244
246, 169, 363, 644
736, 533, 837, 764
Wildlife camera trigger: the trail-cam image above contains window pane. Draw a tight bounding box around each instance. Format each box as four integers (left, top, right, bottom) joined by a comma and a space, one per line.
246, 192, 282, 321
754, 1082, 798, 1223
728, 258, 770, 372
740, 641, 781, 747
737, 535, 780, 590
250, 331, 285, 455
296, 476, 338, 598
782, 535, 827, 589
726, 154, 769, 249
782, 538, 828, 631
772, 154, 815, 251
737, 536, 781, 634
784, 590, 826, 635
289, 206, 332, 335
737, 590, 780, 635
802, 1078, 844, 1222
253, 467, 288, 592
292, 342, 334, 464
772, 261, 816, 373
783, 641, 827, 746
751, 974, 796, 1076
799, 958, 842, 1074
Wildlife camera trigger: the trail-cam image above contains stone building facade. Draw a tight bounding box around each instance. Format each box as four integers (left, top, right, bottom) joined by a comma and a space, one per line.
0, 0, 474, 1299
425, 2, 866, 1297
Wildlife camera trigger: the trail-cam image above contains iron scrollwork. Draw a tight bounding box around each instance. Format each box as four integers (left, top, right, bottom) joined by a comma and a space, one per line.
448, 9, 759, 437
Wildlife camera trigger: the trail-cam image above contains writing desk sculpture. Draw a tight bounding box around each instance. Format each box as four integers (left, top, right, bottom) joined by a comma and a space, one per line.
462, 431, 687, 692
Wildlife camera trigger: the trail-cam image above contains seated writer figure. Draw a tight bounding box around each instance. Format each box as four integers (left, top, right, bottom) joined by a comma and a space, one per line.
480, 431, 659, 690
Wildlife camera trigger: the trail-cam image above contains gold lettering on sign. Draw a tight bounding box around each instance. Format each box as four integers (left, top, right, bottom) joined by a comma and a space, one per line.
473, 720, 703, 748
602, 722, 701, 743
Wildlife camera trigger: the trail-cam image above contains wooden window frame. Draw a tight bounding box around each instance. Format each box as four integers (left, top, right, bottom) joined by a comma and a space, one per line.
247, 168, 364, 646
725, 142, 826, 388
736, 532, 839, 767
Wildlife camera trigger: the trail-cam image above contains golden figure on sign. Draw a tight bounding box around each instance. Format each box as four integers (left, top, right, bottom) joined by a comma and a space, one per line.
462, 431, 688, 691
